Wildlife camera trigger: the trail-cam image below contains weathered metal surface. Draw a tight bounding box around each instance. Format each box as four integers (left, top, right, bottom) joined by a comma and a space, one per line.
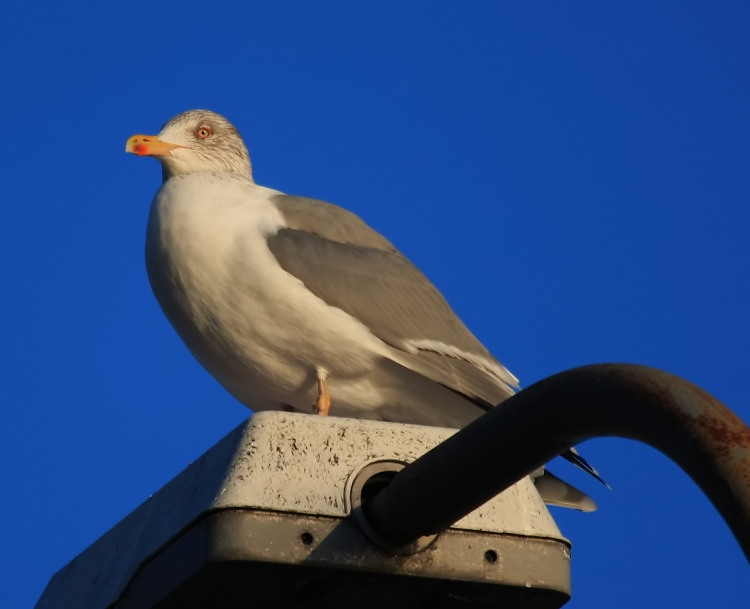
364, 364, 750, 561
117, 510, 570, 609
36, 412, 569, 609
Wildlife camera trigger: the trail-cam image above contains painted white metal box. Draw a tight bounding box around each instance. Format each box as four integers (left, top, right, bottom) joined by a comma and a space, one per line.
36, 411, 571, 608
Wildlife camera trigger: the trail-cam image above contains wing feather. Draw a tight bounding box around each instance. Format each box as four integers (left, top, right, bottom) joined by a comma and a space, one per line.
268, 195, 518, 405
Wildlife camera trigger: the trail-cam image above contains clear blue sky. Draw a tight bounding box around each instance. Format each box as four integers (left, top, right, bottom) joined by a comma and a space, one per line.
3, 2, 748, 607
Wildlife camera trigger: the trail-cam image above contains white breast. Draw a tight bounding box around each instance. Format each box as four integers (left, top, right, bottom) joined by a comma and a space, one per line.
145, 172, 390, 413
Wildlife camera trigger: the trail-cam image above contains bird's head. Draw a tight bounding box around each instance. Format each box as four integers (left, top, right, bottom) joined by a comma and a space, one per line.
125, 110, 253, 182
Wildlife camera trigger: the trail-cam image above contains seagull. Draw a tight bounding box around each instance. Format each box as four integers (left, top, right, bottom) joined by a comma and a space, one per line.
126, 109, 605, 509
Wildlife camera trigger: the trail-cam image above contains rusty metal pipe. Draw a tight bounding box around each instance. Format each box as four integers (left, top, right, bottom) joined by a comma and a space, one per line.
362, 364, 750, 560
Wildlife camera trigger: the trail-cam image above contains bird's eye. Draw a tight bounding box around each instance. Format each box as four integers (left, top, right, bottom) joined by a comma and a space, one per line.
196, 126, 212, 139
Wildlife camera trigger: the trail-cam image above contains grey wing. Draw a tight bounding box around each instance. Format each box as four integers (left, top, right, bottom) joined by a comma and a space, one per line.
272, 194, 398, 251
266, 202, 518, 406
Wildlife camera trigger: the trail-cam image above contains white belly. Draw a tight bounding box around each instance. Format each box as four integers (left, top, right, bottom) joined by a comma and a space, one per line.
146, 174, 395, 415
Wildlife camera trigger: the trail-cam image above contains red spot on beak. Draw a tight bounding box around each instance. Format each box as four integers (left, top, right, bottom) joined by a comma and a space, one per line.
133, 144, 150, 156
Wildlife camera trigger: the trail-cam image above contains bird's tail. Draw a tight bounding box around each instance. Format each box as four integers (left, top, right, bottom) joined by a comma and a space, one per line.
532, 470, 598, 511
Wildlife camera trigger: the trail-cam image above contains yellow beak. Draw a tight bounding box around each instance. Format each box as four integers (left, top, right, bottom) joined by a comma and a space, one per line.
125, 134, 184, 157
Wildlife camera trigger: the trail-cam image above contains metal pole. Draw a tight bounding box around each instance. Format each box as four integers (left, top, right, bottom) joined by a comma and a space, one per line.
362, 364, 750, 560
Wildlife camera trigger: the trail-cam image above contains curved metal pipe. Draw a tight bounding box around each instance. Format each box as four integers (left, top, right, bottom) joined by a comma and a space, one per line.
362, 364, 750, 560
